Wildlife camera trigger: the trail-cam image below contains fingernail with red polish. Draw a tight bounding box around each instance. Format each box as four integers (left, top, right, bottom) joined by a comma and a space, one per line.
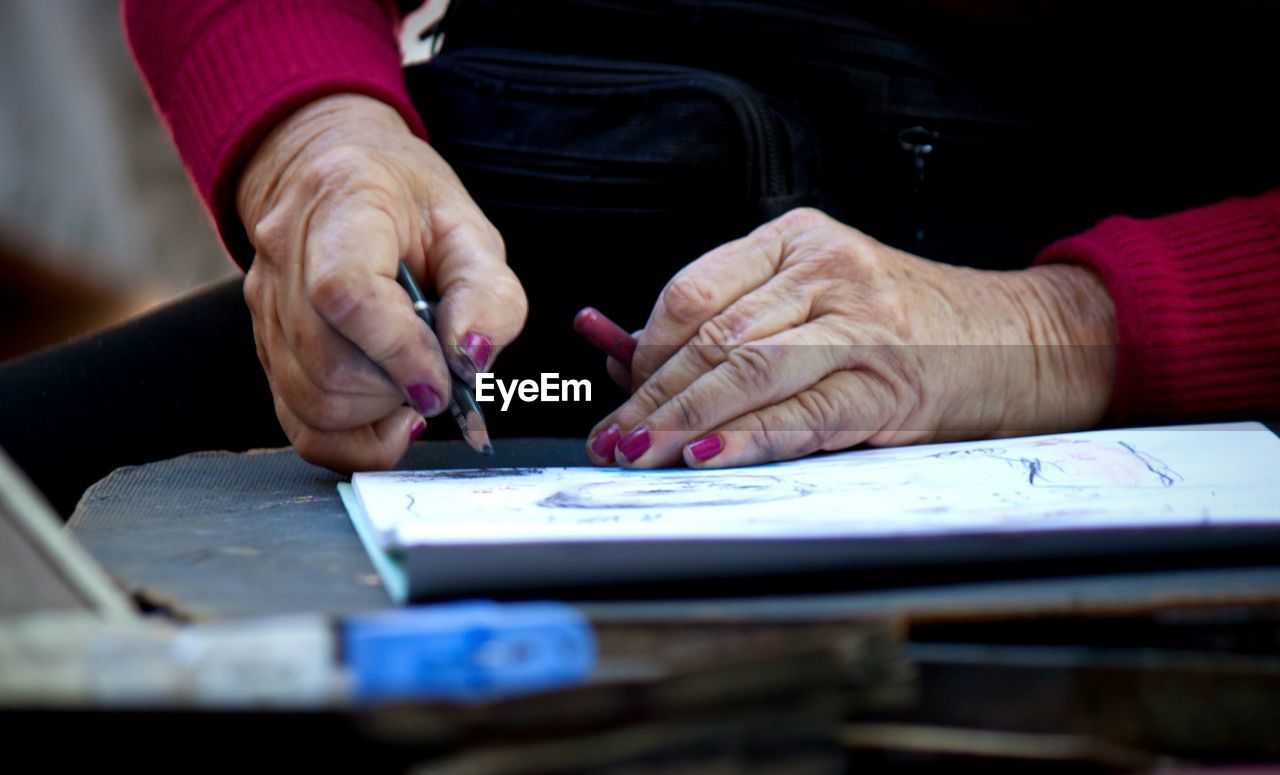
407, 383, 441, 415
409, 419, 427, 441
590, 424, 621, 459
459, 332, 492, 373
687, 434, 723, 462
616, 427, 651, 463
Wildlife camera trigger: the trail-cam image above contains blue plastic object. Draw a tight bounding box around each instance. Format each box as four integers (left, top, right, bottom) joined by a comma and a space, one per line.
342, 600, 596, 702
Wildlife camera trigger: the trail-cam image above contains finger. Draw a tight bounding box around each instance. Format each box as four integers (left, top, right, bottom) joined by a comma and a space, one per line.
276, 394, 426, 474
428, 209, 527, 383
594, 321, 849, 467
606, 327, 644, 391
601, 272, 814, 437
605, 356, 630, 390
252, 263, 403, 430
243, 261, 274, 378
268, 341, 407, 430
630, 221, 787, 386
681, 369, 894, 468
258, 279, 410, 429
305, 202, 452, 418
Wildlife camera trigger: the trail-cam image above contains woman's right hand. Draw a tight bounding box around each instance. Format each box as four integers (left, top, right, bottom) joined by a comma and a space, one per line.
236, 94, 527, 472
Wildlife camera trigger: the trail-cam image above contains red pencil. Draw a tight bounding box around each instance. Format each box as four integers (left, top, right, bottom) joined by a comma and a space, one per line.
573, 307, 637, 367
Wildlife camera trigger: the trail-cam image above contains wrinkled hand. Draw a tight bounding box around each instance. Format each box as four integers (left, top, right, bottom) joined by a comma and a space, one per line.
587, 208, 1115, 468
237, 94, 526, 472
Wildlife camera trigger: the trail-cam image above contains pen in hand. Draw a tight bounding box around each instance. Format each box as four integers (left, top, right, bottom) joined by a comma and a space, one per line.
396, 262, 494, 456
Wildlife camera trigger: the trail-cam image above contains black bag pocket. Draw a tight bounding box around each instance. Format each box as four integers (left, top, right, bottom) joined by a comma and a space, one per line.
404, 48, 819, 436
406, 48, 817, 226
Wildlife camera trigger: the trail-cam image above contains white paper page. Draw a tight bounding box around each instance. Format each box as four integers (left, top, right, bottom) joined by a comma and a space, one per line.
351, 423, 1280, 547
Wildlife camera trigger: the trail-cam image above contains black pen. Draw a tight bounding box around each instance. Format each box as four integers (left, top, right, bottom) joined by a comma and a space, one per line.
396, 262, 494, 455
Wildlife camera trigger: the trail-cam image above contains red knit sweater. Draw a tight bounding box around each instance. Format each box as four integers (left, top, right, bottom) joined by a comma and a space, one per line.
123, 0, 1280, 424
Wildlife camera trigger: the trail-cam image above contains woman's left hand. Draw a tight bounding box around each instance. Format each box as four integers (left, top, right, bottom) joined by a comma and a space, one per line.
586, 208, 1117, 468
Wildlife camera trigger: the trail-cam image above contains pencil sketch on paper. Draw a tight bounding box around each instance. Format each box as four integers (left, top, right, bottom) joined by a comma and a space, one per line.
912, 438, 1184, 488
349, 423, 1280, 546
539, 474, 816, 509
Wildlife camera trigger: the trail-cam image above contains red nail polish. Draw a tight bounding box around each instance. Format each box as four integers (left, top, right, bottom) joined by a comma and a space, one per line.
687, 434, 723, 462
459, 332, 492, 373
616, 427, 651, 462
591, 424, 621, 459
407, 383, 441, 415
409, 419, 427, 441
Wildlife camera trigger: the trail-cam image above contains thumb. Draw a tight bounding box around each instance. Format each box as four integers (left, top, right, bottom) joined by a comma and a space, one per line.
429, 211, 528, 383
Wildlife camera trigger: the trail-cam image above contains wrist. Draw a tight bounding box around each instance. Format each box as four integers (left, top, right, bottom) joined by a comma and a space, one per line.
1006, 263, 1118, 431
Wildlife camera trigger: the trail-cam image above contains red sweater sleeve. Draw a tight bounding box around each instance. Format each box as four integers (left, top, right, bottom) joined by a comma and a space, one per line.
1036, 189, 1280, 422
123, 0, 426, 267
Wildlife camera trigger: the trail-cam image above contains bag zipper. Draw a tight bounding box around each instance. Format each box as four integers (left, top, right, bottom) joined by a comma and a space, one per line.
898, 125, 938, 247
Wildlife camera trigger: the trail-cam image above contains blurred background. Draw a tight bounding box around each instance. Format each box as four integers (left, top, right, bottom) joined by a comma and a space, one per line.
0, 0, 447, 364
0, 1, 236, 362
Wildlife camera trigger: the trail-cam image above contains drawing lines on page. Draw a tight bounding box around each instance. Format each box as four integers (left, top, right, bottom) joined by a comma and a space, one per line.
351, 423, 1280, 546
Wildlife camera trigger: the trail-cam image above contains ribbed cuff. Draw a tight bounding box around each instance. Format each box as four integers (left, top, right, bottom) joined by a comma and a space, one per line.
163, 0, 425, 267
1036, 190, 1280, 421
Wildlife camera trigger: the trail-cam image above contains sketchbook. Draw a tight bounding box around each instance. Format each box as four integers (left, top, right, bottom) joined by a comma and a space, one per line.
340, 422, 1280, 601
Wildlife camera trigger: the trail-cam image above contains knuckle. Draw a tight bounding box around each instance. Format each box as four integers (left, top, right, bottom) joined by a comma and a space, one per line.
306, 270, 364, 325
741, 413, 785, 459
659, 273, 720, 328
774, 206, 829, 234
497, 274, 529, 328
724, 344, 776, 392
837, 230, 885, 273
486, 222, 508, 260
693, 315, 738, 355
635, 374, 676, 415
668, 392, 712, 433
308, 355, 361, 394
249, 209, 289, 257
794, 388, 844, 441
748, 411, 818, 461
798, 239, 864, 279
687, 318, 737, 371
759, 208, 834, 259
367, 335, 414, 369
783, 223, 881, 281
296, 392, 358, 431
302, 146, 377, 195
361, 319, 423, 368
242, 267, 262, 310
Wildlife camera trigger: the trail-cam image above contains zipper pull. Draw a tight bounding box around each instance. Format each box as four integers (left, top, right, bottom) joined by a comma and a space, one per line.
898, 126, 939, 247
